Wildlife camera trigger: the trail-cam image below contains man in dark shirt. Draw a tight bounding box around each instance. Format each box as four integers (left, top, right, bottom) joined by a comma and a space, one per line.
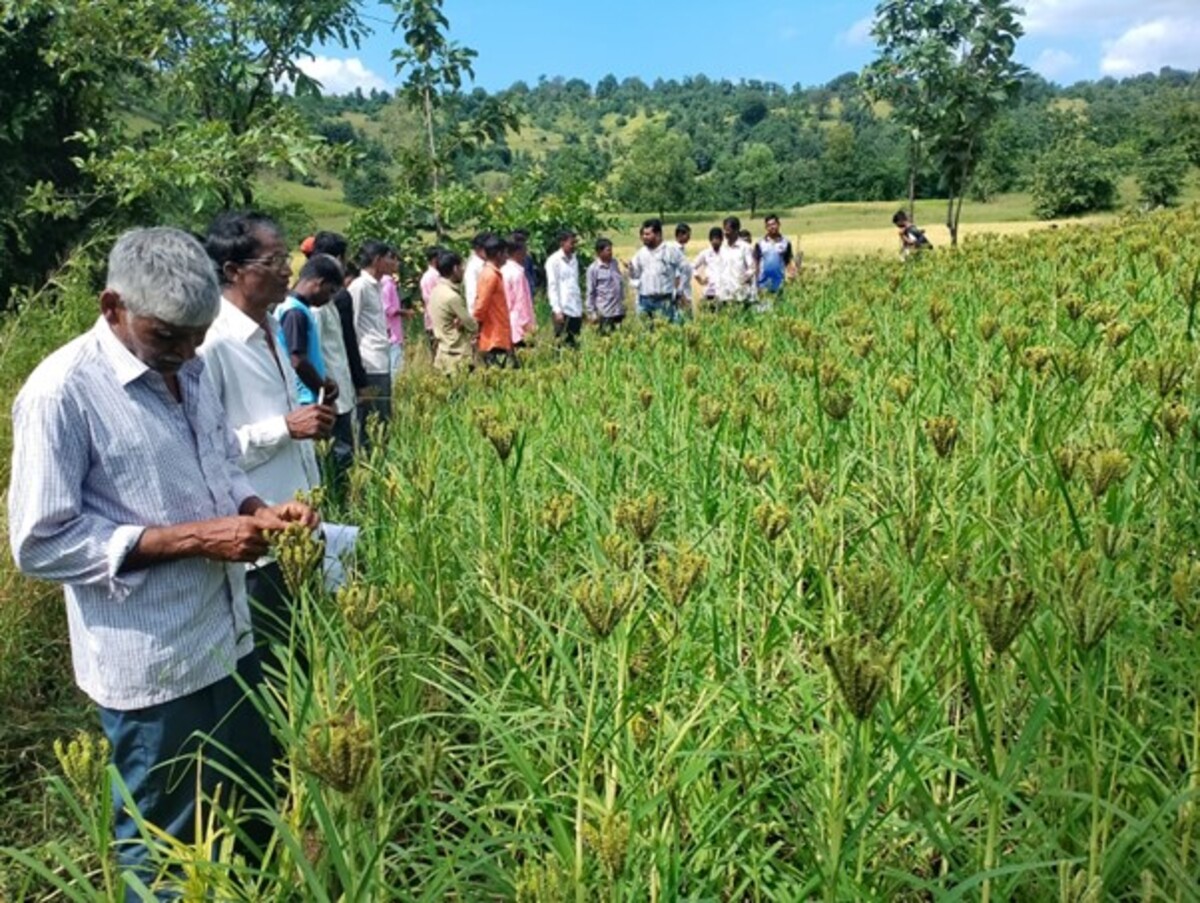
278, 254, 343, 405
309, 232, 366, 478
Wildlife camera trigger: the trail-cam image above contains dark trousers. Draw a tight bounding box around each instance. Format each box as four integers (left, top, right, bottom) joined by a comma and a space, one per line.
358, 372, 392, 448
554, 315, 583, 347
598, 314, 625, 335
246, 561, 306, 680
98, 654, 274, 901
481, 348, 520, 369
328, 411, 356, 486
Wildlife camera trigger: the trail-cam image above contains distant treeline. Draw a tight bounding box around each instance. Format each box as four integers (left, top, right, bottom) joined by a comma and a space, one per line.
293, 68, 1199, 214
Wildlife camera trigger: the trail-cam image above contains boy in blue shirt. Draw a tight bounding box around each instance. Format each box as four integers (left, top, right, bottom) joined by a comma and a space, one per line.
277, 254, 343, 405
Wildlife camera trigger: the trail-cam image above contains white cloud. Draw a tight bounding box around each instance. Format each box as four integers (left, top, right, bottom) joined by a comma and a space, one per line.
838, 15, 875, 47
1031, 47, 1079, 79
294, 55, 389, 96
1021, 0, 1195, 35
1100, 16, 1200, 75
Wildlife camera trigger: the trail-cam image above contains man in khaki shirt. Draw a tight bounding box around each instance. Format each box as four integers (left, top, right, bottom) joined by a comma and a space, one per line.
429, 250, 478, 376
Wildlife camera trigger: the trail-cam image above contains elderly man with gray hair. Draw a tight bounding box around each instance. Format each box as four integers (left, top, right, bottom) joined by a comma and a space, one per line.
7, 227, 318, 898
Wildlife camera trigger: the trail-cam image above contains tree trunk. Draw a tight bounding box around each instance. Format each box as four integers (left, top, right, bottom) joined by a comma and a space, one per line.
908, 135, 919, 219
946, 193, 957, 247
422, 87, 444, 239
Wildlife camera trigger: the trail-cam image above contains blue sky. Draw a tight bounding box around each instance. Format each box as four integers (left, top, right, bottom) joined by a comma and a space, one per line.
299, 0, 1200, 95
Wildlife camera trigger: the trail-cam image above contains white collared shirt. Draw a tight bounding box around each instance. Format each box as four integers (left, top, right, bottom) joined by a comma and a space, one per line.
8, 319, 257, 710
666, 240, 694, 300
199, 298, 319, 506
716, 240, 756, 301
314, 303, 356, 416
349, 271, 389, 376
545, 248, 583, 317
464, 253, 486, 309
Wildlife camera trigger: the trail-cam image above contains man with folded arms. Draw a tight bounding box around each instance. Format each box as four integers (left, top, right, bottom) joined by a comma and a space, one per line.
7, 227, 317, 898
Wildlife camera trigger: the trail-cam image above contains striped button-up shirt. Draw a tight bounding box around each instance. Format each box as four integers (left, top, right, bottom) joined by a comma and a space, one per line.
586, 259, 626, 318
629, 243, 685, 298
7, 319, 258, 711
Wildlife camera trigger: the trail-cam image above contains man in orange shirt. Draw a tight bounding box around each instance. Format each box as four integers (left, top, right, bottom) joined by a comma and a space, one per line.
473, 235, 517, 368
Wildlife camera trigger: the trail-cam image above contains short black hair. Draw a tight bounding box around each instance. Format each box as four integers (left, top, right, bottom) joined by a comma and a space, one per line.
313, 231, 348, 260
205, 211, 282, 285
764, 214, 780, 224
357, 240, 395, 268
471, 231, 494, 250
510, 228, 529, 240
892, 210, 909, 227
436, 249, 463, 277
557, 229, 576, 245
641, 218, 663, 235
723, 215, 741, 231
508, 236, 527, 255
709, 226, 724, 241
483, 235, 508, 259
595, 237, 613, 252
298, 253, 344, 286
425, 245, 443, 262
675, 222, 691, 238
739, 229, 752, 241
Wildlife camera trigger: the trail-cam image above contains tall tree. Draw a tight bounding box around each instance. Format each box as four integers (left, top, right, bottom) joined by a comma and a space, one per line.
387, 0, 516, 237
613, 123, 696, 219
735, 143, 780, 217
863, 0, 1025, 245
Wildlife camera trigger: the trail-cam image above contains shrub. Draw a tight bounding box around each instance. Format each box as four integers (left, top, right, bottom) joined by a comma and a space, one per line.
1031, 137, 1118, 219
1136, 145, 1190, 208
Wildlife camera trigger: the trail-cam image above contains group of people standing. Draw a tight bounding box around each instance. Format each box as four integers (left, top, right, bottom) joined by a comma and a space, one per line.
413, 212, 800, 373
5, 206, 800, 899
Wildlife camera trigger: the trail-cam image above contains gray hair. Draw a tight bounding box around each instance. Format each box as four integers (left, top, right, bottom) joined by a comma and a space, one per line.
106, 227, 221, 327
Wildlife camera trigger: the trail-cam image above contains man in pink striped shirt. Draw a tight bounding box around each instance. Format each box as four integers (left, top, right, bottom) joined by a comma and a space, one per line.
379, 249, 405, 376
419, 246, 441, 351
502, 235, 536, 347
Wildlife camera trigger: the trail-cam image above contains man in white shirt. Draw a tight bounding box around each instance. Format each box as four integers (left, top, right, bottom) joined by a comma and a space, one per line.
349, 240, 397, 436
628, 218, 686, 325
201, 211, 333, 671
692, 226, 726, 309
667, 222, 694, 315
8, 227, 317, 894
463, 231, 490, 311
545, 230, 583, 347
309, 231, 360, 481
717, 215, 757, 306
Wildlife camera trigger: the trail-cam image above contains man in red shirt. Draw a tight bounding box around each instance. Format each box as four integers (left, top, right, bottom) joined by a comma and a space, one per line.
473, 235, 517, 368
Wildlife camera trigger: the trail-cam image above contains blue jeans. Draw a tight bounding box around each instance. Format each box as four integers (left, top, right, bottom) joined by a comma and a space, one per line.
637, 294, 680, 324
98, 653, 275, 900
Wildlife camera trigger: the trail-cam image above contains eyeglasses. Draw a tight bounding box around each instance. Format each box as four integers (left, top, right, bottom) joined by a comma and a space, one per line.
241, 254, 290, 271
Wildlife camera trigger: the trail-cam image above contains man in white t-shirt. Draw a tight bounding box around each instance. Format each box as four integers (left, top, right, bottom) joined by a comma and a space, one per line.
349, 240, 398, 436
666, 222, 694, 315
545, 230, 584, 347
463, 231, 491, 311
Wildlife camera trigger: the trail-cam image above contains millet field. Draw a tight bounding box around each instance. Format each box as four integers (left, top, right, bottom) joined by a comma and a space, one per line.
5, 208, 1200, 900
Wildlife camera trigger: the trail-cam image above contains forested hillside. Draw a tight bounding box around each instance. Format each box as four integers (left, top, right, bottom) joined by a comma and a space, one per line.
291, 68, 1199, 217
